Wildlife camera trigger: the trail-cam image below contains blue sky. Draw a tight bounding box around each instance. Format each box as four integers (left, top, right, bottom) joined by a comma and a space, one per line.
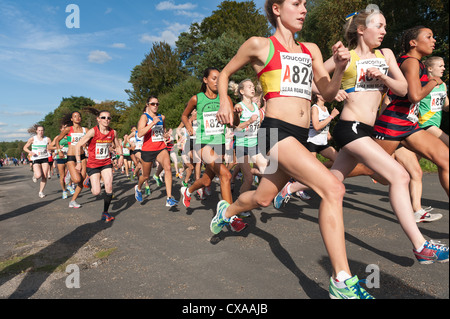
0, 0, 265, 142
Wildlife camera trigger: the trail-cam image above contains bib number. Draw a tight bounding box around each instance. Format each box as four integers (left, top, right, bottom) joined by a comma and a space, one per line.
429, 91, 446, 112
95, 143, 110, 160
280, 52, 313, 99
355, 58, 389, 92
407, 103, 419, 123
203, 111, 224, 136
151, 125, 164, 142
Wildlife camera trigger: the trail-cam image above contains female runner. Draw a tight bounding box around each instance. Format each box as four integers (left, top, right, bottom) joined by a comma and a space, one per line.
213, 0, 371, 299
75, 110, 123, 222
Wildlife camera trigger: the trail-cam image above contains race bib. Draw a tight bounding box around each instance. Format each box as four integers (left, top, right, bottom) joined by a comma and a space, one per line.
33, 147, 48, 158
245, 119, 260, 138
280, 52, 313, 99
407, 102, 419, 123
429, 91, 447, 113
95, 143, 110, 160
203, 111, 224, 136
152, 125, 164, 142
355, 58, 389, 92
70, 133, 85, 145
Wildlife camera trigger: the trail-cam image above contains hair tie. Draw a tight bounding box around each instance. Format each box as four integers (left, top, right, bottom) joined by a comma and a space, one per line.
345, 12, 358, 20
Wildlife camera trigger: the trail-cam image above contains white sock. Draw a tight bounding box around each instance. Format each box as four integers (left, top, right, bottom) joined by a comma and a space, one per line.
415, 241, 427, 253
186, 189, 191, 197
334, 271, 352, 288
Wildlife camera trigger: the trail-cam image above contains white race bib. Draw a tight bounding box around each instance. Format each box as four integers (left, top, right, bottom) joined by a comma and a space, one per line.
152, 125, 164, 142
407, 102, 420, 123
355, 58, 389, 92
95, 143, 110, 160
280, 52, 313, 100
429, 91, 446, 113
203, 111, 224, 136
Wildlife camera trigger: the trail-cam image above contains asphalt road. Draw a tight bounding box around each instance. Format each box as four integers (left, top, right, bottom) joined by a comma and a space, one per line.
0, 164, 448, 304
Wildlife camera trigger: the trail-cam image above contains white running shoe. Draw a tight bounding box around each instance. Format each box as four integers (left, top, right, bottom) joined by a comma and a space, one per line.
69, 200, 81, 208
38, 192, 45, 198
296, 190, 311, 200
414, 208, 442, 223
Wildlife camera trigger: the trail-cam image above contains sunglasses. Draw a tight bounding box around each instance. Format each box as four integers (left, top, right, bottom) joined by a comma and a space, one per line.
100, 116, 112, 120
149, 102, 159, 106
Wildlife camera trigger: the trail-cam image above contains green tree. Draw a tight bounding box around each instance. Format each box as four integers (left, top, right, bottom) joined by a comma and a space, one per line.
126, 41, 187, 112
176, 0, 271, 77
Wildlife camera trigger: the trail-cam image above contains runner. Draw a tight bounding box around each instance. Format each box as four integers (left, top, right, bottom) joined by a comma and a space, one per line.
231, 79, 267, 198
180, 68, 245, 234
51, 124, 69, 199
418, 56, 449, 146
373, 26, 449, 197
134, 96, 178, 207
23, 125, 51, 198
74, 110, 123, 222
54, 111, 88, 208
323, 9, 448, 265
213, 0, 373, 299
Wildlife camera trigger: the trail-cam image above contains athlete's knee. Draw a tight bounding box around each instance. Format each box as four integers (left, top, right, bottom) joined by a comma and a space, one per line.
391, 169, 411, 187
323, 180, 346, 202
91, 188, 101, 196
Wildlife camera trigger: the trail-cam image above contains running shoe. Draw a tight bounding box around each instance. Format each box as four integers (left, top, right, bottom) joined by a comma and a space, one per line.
273, 184, 291, 209
204, 185, 212, 196
153, 174, 163, 187
196, 188, 206, 200
38, 192, 45, 198
210, 200, 231, 234
414, 208, 442, 223
296, 190, 311, 200
67, 184, 75, 195
180, 186, 191, 208
230, 215, 248, 232
145, 185, 151, 196
413, 240, 449, 264
69, 200, 81, 208
182, 181, 188, 188
239, 211, 251, 218
62, 191, 68, 199
134, 185, 143, 202
101, 212, 115, 222
83, 176, 90, 188
329, 276, 374, 299
166, 196, 179, 207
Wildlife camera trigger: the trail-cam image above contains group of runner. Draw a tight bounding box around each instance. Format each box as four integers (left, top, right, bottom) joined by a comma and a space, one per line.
21, 1, 449, 299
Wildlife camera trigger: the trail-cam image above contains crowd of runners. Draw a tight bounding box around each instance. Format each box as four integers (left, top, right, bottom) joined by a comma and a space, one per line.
18, 1, 449, 299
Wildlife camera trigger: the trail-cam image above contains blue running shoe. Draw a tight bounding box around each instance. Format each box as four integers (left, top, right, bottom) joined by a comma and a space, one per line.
135, 185, 143, 202
210, 200, 230, 234
166, 196, 179, 207
273, 185, 291, 209
414, 240, 449, 264
101, 212, 115, 222
329, 276, 374, 299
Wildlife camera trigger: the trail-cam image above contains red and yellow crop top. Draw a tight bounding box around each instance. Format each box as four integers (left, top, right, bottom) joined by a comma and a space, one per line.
257, 36, 313, 101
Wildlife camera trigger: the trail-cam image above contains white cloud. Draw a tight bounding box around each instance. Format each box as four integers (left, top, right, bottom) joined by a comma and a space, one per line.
88, 50, 112, 64
140, 22, 189, 47
156, 1, 197, 11
111, 43, 126, 49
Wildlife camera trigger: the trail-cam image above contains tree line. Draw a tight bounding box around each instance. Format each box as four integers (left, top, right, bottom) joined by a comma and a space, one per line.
17, 0, 448, 149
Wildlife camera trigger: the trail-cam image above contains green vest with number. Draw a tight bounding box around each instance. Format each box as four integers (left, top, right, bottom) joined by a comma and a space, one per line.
195, 92, 225, 145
